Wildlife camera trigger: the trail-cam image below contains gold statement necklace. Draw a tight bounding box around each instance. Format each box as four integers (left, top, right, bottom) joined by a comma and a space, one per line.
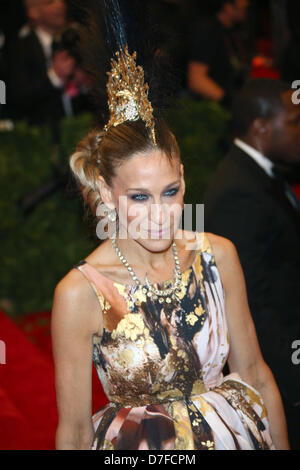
111, 235, 183, 304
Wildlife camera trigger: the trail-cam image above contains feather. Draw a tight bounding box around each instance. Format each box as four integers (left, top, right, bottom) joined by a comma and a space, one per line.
69, 0, 182, 126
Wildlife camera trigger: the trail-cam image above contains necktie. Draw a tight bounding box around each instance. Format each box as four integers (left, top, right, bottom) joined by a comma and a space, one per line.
51, 31, 63, 60
272, 166, 300, 214
51, 38, 59, 59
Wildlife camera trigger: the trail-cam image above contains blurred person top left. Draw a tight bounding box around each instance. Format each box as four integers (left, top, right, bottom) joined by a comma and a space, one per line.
24, 0, 66, 36
5, 0, 78, 129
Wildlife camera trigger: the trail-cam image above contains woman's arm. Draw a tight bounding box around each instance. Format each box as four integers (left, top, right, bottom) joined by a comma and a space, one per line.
187, 62, 225, 101
207, 233, 290, 450
51, 270, 103, 450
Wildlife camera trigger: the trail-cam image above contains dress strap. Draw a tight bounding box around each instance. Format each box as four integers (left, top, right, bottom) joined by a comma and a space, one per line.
200, 232, 214, 258
194, 231, 213, 257
73, 260, 111, 316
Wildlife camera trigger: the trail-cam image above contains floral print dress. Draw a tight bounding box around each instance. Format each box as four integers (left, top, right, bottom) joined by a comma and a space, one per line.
73, 232, 275, 450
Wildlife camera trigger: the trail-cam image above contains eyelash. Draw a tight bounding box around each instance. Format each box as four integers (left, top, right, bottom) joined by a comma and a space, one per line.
130, 187, 179, 202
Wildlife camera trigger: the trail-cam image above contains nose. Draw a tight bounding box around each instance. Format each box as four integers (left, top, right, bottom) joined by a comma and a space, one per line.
149, 203, 168, 228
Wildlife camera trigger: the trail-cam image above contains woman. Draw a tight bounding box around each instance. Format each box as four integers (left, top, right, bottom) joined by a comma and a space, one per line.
51, 112, 289, 449
51, 0, 289, 451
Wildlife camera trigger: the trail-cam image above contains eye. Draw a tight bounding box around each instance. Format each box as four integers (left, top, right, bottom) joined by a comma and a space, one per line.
129, 187, 179, 202
130, 193, 149, 202
164, 187, 179, 197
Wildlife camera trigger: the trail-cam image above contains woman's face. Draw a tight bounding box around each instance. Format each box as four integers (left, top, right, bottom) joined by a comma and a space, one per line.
101, 149, 185, 252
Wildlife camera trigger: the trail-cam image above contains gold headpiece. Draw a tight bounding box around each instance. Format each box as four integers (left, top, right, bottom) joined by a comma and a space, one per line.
103, 45, 157, 145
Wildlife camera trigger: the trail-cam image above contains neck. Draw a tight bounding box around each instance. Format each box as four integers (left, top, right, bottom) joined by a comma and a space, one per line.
114, 233, 176, 277
35, 24, 57, 37
237, 136, 266, 155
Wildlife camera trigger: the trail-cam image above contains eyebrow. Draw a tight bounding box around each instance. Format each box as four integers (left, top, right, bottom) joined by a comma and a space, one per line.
126, 180, 181, 192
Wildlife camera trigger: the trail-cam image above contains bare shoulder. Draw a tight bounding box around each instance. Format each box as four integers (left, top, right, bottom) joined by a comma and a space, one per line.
205, 232, 244, 295
205, 232, 237, 267
54, 268, 92, 306
52, 268, 101, 337
175, 230, 237, 266
177, 230, 236, 264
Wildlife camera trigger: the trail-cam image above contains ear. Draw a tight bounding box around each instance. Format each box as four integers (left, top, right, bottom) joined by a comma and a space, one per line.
97, 175, 115, 210
252, 118, 271, 137
250, 118, 272, 155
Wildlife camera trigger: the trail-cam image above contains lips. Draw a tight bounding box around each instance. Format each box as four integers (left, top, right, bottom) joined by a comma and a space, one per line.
147, 228, 170, 238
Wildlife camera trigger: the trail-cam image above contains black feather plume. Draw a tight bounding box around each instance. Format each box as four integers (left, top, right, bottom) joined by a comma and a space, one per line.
70, 0, 182, 126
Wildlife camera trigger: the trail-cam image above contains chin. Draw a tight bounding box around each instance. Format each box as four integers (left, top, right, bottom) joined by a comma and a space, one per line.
53, 16, 65, 28
136, 236, 174, 253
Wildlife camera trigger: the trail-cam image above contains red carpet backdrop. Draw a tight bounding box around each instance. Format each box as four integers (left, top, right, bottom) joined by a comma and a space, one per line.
0, 310, 108, 450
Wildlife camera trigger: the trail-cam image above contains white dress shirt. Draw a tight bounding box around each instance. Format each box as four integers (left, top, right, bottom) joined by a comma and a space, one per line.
234, 138, 274, 178
17, 24, 73, 117
234, 138, 300, 212
36, 27, 74, 116
35, 27, 64, 88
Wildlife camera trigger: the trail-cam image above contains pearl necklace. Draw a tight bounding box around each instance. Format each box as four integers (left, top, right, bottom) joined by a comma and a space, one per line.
111, 235, 183, 304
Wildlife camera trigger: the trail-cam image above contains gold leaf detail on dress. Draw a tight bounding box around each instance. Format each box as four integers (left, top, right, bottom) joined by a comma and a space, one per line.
195, 303, 205, 316
171, 401, 195, 450
177, 349, 186, 358
103, 439, 114, 450
191, 379, 206, 396
111, 313, 152, 344
186, 313, 198, 326
170, 335, 178, 350
157, 387, 184, 401
117, 349, 134, 367
96, 290, 111, 315
201, 440, 214, 450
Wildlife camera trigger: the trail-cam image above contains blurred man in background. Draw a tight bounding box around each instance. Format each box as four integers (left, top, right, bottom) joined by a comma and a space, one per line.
7, 0, 75, 126
187, 0, 250, 105
203, 79, 300, 449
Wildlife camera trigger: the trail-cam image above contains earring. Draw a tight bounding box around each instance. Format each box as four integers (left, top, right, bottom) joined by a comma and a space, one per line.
108, 208, 117, 222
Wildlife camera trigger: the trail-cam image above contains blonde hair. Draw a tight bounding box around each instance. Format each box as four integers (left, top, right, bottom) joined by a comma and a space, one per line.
69, 119, 180, 224
69, 129, 104, 221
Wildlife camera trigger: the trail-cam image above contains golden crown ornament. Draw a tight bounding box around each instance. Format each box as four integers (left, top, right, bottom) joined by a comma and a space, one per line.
103, 45, 157, 145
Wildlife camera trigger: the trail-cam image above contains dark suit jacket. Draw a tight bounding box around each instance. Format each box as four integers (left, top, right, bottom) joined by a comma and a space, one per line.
203, 144, 300, 407
7, 29, 65, 125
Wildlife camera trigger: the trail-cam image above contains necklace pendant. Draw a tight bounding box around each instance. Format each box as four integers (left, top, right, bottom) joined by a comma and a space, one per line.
111, 238, 184, 302
145, 274, 151, 289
